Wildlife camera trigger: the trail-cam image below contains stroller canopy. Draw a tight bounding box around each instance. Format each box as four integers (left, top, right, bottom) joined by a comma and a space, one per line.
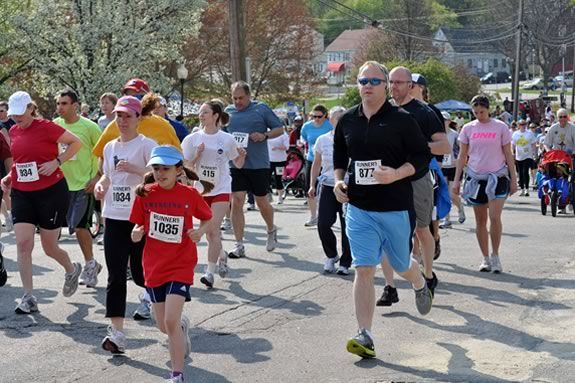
541, 150, 573, 168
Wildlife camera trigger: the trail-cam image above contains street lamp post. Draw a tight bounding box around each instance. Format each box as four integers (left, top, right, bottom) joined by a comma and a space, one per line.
177, 63, 188, 119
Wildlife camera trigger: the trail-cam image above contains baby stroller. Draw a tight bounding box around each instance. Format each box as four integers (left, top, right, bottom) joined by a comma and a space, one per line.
282, 147, 306, 197
537, 150, 575, 216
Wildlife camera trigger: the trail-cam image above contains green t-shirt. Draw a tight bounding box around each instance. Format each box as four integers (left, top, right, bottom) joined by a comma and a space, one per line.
53, 116, 101, 191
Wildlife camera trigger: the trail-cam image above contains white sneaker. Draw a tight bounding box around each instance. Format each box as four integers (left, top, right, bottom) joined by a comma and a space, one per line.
519, 189, 525, 196
133, 293, 152, 320
102, 326, 126, 354
479, 257, 491, 272
217, 254, 229, 278
336, 265, 350, 275
79, 260, 103, 288
15, 294, 38, 314
165, 375, 184, 383
220, 218, 232, 231
181, 315, 192, 357
62, 262, 82, 297
490, 255, 502, 273
228, 243, 245, 259
200, 272, 214, 289
276, 196, 284, 205
304, 217, 318, 227
266, 226, 278, 252
246, 203, 257, 211
323, 257, 338, 273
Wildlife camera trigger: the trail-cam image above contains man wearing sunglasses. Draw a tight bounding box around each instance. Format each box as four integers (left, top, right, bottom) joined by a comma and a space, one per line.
544, 108, 575, 153
376, 67, 450, 309
333, 61, 433, 359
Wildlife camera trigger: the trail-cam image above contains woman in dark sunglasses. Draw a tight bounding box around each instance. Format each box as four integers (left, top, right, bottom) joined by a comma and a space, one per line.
452, 95, 517, 274
300, 104, 333, 227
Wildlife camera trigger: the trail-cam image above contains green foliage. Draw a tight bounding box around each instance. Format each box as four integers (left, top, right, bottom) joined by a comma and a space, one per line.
342, 86, 361, 107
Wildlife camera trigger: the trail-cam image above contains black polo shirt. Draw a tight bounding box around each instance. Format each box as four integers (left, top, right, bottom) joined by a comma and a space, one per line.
333, 101, 430, 212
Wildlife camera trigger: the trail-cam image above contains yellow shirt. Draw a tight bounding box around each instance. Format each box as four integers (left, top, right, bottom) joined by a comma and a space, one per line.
92, 114, 181, 157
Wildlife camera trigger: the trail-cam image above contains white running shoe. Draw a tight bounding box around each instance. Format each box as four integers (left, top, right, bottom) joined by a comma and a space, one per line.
220, 218, 232, 231
133, 293, 152, 320
490, 255, 502, 273
15, 294, 38, 314
479, 257, 492, 272
246, 203, 257, 211
181, 315, 192, 357
323, 257, 339, 273
458, 207, 466, 224
519, 189, 525, 196
62, 263, 82, 297
228, 243, 246, 259
79, 259, 103, 287
200, 272, 214, 289
336, 265, 350, 275
102, 326, 126, 354
266, 226, 277, 252
304, 217, 318, 227
217, 255, 229, 278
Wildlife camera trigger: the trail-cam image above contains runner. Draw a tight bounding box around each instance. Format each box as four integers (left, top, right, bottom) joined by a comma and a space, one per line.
0, 132, 12, 287
333, 61, 433, 359
93, 95, 157, 353
300, 104, 333, 226
267, 126, 289, 205
182, 101, 246, 289
97, 93, 118, 130
225, 81, 284, 258
54, 89, 103, 288
308, 106, 351, 275
544, 108, 575, 152
130, 145, 212, 383
439, 111, 465, 228
511, 119, 537, 196
1, 91, 82, 313
453, 95, 517, 273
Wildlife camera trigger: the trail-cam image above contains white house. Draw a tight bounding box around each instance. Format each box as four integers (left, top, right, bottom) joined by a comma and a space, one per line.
324, 29, 371, 84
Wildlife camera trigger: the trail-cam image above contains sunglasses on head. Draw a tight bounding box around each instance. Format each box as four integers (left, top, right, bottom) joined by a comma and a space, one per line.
358, 77, 384, 86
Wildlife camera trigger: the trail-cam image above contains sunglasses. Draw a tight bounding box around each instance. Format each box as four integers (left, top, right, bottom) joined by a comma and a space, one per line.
559, 115, 568, 119
311, 115, 324, 119
358, 77, 384, 86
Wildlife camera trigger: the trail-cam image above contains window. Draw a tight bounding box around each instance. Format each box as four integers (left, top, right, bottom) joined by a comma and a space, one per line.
468, 59, 473, 68
494, 59, 498, 68
502, 59, 507, 68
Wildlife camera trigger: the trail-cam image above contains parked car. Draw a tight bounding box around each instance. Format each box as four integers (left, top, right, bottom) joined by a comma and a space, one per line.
522, 78, 545, 90
480, 72, 511, 84
553, 74, 573, 88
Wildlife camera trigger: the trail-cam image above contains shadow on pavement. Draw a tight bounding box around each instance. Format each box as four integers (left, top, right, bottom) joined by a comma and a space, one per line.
192, 327, 272, 364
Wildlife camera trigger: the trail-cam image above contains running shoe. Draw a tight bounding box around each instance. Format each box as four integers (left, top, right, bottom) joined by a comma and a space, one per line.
276, 196, 284, 205
525, 191, 530, 197
439, 219, 452, 229
414, 284, 433, 315
101, 326, 126, 354
490, 255, 502, 274
228, 243, 246, 259
434, 237, 441, 260
0, 242, 6, 287
220, 218, 232, 231
133, 293, 152, 320
304, 217, 318, 227
62, 262, 82, 297
376, 285, 399, 307
519, 189, 525, 196
346, 329, 376, 358
79, 259, 102, 287
15, 294, 38, 314
165, 375, 184, 383
181, 315, 192, 358
246, 203, 257, 211
425, 272, 438, 297
217, 254, 229, 278
200, 272, 214, 289
266, 226, 277, 252
336, 266, 350, 275
323, 257, 338, 273
458, 207, 466, 224
479, 257, 492, 272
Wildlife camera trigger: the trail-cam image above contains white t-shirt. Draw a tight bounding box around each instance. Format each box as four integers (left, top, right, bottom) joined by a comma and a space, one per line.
267, 133, 289, 162
314, 132, 335, 186
181, 129, 239, 196
102, 134, 157, 221
511, 130, 537, 161
442, 128, 459, 168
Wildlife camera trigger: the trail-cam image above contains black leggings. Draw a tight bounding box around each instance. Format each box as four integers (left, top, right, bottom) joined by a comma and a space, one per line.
516, 159, 531, 190
104, 218, 145, 318
317, 184, 351, 268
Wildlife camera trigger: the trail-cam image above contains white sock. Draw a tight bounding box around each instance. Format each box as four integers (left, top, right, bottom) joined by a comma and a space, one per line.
207, 262, 217, 274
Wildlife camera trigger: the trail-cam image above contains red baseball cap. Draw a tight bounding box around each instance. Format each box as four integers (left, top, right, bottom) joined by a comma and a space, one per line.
122, 78, 150, 94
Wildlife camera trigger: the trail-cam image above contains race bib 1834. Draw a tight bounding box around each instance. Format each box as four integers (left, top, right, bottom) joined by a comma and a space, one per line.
354, 160, 381, 185
149, 212, 184, 244
16, 162, 40, 183
232, 132, 249, 148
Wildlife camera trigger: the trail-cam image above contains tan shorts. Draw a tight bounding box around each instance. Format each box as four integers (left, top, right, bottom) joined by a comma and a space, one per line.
411, 172, 433, 228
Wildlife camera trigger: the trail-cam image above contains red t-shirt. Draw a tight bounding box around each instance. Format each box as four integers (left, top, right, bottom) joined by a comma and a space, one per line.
129, 183, 213, 288
9, 119, 66, 191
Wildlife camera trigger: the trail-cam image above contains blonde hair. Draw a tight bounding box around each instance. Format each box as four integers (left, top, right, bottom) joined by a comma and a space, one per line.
357, 61, 390, 95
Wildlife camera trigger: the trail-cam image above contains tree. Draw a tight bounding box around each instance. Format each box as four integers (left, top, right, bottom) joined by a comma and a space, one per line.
183, 0, 317, 99
11, 0, 203, 104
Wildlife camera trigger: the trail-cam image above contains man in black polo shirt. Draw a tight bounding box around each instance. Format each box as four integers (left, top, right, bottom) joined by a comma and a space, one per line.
333, 61, 433, 359
377, 67, 450, 308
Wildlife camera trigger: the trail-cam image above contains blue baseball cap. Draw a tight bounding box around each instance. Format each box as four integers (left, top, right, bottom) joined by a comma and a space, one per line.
147, 145, 183, 167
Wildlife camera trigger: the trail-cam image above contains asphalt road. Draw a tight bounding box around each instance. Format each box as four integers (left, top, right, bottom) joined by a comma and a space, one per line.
0, 192, 574, 383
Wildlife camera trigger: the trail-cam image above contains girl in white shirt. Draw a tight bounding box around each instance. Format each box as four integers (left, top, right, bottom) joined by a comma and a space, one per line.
267, 129, 289, 204
182, 101, 246, 289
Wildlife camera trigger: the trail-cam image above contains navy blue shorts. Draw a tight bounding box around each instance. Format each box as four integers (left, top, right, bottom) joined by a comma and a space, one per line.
146, 281, 191, 303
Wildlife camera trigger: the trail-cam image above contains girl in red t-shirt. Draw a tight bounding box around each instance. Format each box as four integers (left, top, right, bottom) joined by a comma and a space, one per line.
130, 145, 212, 383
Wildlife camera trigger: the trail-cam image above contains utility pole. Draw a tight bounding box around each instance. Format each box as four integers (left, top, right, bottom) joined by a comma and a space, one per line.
571, 40, 575, 113
512, 0, 524, 122
229, 0, 247, 83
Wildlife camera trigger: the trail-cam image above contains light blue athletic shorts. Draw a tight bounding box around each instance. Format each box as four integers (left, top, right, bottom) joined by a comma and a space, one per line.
345, 204, 412, 272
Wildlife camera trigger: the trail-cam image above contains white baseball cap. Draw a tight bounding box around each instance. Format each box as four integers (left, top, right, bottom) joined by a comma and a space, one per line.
8, 91, 32, 116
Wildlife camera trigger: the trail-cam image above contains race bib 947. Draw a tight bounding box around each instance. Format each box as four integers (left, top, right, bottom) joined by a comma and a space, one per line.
232, 132, 249, 148
354, 160, 381, 185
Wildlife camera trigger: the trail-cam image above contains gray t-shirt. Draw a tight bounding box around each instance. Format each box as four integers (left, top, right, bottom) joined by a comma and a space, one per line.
226, 101, 283, 169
